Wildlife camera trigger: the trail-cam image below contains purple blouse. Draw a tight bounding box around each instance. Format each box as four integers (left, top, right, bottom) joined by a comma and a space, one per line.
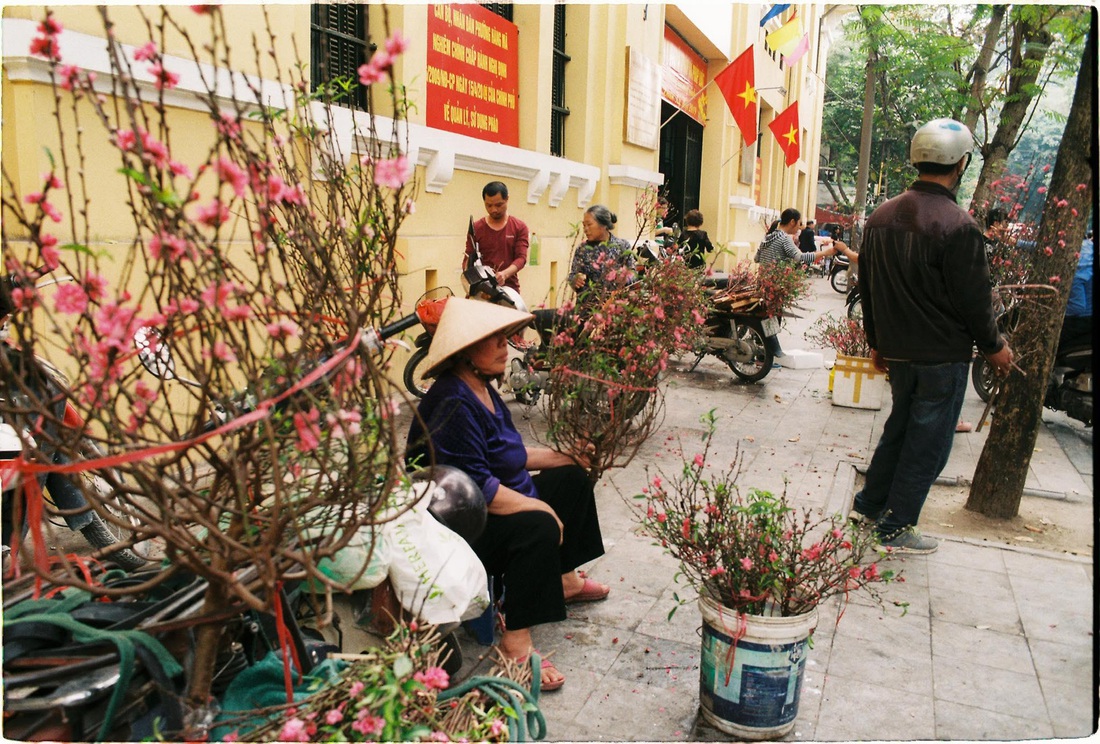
405, 373, 537, 502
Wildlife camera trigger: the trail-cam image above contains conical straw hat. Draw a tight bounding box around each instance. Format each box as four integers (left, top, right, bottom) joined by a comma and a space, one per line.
423, 296, 534, 378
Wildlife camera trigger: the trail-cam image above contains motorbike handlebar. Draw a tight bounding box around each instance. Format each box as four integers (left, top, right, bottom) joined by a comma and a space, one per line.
378, 311, 421, 340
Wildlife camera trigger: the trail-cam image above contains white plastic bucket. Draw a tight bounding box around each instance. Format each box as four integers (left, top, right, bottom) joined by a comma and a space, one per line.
832, 354, 886, 409
698, 595, 818, 740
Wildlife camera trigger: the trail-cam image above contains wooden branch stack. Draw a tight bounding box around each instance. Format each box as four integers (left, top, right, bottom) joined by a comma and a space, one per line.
710, 275, 765, 314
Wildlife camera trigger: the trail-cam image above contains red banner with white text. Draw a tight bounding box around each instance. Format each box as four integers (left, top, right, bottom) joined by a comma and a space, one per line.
426, 4, 520, 146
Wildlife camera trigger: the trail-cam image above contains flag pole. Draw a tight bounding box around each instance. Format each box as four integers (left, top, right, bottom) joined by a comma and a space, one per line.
660, 79, 717, 130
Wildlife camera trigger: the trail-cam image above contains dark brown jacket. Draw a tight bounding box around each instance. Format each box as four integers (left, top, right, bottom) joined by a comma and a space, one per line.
861, 181, 1003, 362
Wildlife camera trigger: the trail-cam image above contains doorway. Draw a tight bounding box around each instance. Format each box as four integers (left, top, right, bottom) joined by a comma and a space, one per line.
658, 100, 703, 229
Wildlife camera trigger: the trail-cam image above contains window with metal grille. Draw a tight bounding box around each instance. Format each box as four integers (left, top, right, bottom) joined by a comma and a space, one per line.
551, 4, 570, 157
311, 4, 370, 111
481, 3, 514, 22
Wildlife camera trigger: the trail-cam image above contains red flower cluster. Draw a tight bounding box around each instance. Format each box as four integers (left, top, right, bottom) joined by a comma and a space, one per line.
637, 412, 898, 617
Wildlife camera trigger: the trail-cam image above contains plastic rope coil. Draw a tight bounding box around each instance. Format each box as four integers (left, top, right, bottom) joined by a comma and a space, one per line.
437, 653, 547, 741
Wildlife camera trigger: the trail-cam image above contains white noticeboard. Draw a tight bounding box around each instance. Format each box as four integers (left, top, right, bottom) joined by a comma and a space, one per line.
624, 47, 661, 151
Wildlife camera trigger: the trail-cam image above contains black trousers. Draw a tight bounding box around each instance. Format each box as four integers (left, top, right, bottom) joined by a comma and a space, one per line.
471, 464, 604, 631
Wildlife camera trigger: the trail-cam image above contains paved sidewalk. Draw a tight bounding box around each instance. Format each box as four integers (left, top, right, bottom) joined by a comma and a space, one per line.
443, 276, 1095, 741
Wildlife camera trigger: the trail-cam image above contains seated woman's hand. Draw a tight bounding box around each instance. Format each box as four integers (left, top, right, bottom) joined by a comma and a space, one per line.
572, 273, 587, 291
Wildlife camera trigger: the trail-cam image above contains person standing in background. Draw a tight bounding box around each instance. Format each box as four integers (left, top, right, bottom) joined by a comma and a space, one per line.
466, 181, 530, 292
679, 209, 715, 269
851, 118, 1013, 553
799, 219, 817, 254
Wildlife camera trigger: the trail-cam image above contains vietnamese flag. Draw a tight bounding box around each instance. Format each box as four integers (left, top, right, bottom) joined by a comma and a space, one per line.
713, 46, 757, 146
768, 102, 800, 166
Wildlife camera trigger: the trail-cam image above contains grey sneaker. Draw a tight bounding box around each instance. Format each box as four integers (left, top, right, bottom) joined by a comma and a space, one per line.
879, 530, 938, 554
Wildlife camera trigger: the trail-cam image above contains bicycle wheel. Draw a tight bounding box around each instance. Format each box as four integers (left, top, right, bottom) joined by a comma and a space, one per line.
403, 347, 433, 398
721, 321, 774, 383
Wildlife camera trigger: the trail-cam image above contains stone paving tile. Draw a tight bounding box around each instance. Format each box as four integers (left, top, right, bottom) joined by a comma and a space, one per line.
789, 666, 826, 740
565, 672, 700, 741
578, 538, 677, 600
1038, 676, 1099, 739
928, 581, 1024, 636
825, 630, 934, 696
1001, 548, 1093, 583
815, 672, 937, 741
928, 537, 1009, 571
530, 617, 628, 676
931, 653, 1049, 721
829, 599, 934, 655
564, 584, 658, 634
632, 585, 702, 646
927, 555, 1013, 595
603, 632, 699, 691
930, 619, 1035, 675
933, 698, 1055, 740
1028, 636, 1096, 689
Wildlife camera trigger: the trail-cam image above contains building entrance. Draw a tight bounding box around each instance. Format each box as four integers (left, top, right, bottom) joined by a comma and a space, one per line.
658, 100, 703, 231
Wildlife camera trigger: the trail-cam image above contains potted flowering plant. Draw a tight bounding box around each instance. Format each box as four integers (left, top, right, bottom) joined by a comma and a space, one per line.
805, 313, 884, 409
636, 411, 898, 739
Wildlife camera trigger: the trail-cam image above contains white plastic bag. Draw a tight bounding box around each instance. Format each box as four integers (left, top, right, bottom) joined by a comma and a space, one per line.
384, 499, 489, 625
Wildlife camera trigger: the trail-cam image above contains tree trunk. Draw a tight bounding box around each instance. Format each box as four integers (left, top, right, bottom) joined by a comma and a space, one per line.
962, 5, 1008, 131
966, 20, 1094, 518
969, 17, 1054, 222
852, 31, 877, 251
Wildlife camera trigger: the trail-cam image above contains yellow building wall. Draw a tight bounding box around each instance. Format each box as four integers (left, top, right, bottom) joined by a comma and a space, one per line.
3, 3, 832, 382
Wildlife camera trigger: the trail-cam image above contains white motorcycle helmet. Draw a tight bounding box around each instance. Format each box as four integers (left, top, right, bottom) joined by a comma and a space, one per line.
910, 118, 974, 168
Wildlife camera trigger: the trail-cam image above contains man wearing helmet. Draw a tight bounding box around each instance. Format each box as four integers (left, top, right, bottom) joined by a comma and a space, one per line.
850, 118, 1014, 554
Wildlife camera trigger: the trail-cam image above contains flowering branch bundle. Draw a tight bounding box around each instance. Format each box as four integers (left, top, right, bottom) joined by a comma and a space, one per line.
710, 259, 810, 317
1, 5, 417, 712
542, 256, 707, 480
230, 626, 521, 743
805, 312, 873, 358
637, 412, 896, 617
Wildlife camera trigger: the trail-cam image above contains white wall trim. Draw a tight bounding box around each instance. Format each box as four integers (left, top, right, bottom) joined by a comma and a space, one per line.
728, 195, 756, 211
607, 164, 664, 190
3, 18, 602, 209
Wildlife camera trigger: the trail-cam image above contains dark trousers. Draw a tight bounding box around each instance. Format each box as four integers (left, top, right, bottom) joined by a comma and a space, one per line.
853, 361, 968, 538
472, 464, 604, 630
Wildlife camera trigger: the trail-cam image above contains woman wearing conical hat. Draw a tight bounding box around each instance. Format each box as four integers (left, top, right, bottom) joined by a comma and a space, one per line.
406, 297, 609, 692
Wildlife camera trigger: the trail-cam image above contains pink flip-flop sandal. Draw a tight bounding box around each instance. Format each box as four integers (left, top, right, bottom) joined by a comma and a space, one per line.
564, 577, 610, 604
539, 658, 565, 692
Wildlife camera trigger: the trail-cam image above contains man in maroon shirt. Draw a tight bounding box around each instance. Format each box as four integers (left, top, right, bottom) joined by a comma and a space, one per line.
465, 181, 530, 292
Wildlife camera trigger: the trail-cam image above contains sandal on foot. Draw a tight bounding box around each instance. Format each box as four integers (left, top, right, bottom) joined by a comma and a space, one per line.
539, 658, 565, 692
564, 577, 610, 604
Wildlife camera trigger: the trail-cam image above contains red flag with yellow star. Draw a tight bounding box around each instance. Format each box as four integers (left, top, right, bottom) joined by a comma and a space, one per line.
768, 102, 800, 166
714, 46, 757, 146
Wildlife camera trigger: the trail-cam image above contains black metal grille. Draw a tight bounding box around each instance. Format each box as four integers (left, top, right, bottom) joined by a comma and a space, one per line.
551, 4, 570, 156
481, 3, 514, 22
311, 4, 370, 111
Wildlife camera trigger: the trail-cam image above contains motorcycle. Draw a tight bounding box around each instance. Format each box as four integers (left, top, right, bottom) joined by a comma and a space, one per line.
1, 273, 146, 572
686, 276, 778, 383
971, 285, 1092, 428
829, 253, 852, 294
846, 283, 862, 321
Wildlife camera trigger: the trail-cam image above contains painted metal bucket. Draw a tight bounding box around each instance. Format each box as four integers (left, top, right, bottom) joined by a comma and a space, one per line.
698, 595, 818, 740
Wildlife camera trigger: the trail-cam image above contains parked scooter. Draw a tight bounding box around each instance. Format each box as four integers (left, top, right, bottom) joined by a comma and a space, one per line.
846, 283, 862, 321
970, 285, 1092, 428
687, 276, 779, 383
829, 253, 852, 294
1, 272, 146, 571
